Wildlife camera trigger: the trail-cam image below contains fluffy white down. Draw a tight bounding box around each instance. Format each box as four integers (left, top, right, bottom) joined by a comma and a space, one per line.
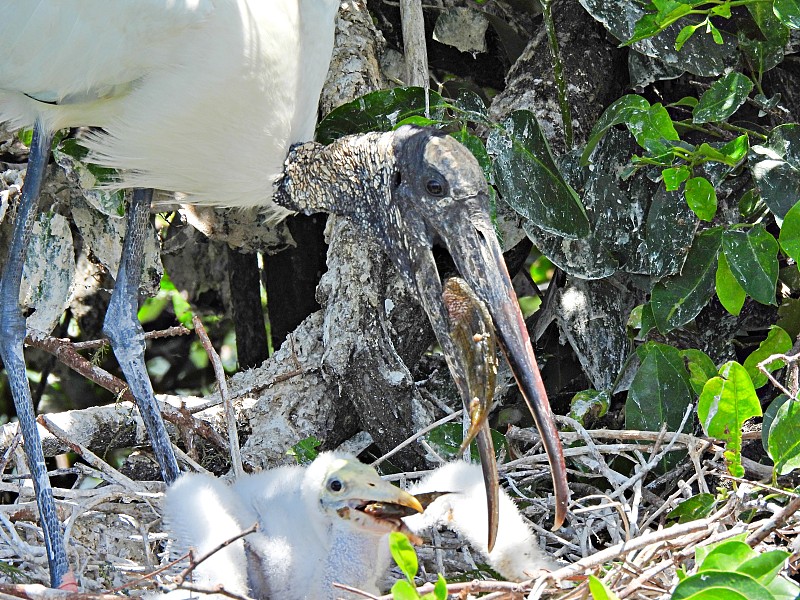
0, 0, 339, 213
160, 456, 553, 599
406, 461, 556, 581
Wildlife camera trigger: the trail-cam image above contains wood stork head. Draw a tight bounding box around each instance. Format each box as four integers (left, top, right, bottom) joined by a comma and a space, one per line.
276, 127, 568, 527
303, 452, 423, 537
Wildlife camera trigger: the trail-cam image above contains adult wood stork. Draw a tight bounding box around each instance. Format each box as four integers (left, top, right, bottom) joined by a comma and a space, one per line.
163, 453, 553, 600
0, 0, 567, 589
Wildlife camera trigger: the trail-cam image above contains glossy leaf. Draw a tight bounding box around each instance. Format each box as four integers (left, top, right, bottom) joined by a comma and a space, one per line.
716, 252, 746, 316
742, 326, 792, 388
581, 95, 650, 164
392, 580, 419, 600
664, 165, 691, 190
488, 111, 589, 237
588, 575, 621, 600
774, 0, 800, 29
749, 124, 800, 219
738, 551, 791, 584
698, 362, 762, 477
389, 532, 418, 581
667, 493, 716, 523
672, 571, 774, 600
762, 395, 790, 451
570, 390, 610, 425
768, 398, 800, 475
626, 343, 693, 440
681, 349, 718, 395
699, 541, 756, 572
722, 225, 779, 306
651, 228, 722, 333
778, 200, 800, 261
685, 176, 718, 220
693, 72, 754, 123
316, 87, 449, 144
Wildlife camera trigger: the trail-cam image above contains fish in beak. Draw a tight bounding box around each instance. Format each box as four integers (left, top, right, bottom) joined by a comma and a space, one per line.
274, 125, 568, 528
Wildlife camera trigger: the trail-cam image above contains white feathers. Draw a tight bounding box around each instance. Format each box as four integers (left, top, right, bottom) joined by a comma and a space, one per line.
161, 455, 553, 600
0, 0, 340, 211
406, 461, 556, 581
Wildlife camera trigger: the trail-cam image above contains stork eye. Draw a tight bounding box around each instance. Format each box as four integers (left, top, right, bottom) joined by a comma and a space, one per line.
328, 478, 344, 492
426, 179, 445, 196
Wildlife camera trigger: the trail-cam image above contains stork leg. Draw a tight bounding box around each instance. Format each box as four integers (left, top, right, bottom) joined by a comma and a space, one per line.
0, 120, 72, 588
102, 188, 180, 484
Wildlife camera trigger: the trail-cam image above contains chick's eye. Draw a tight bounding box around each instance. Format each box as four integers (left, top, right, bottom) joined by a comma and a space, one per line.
426, 179, 445, 196
328, 478, 343, 492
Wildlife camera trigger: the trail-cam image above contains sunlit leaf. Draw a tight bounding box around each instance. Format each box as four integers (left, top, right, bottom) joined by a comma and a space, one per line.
742, 326, 792, 388
693, 72, 754, 123
722, 225, 779, 306
698, 362, 762, 477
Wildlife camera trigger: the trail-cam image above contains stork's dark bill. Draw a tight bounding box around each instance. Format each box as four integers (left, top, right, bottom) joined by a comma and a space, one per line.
275, 125, 569, 528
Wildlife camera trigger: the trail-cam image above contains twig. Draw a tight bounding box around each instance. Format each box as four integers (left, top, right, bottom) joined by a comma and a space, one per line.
192, 315, 243, 478
175, 523, 259, 584
66, 326, 191, 352
36, 415, 146, 493
371, 409, 463, 467
747, 494, 800, 546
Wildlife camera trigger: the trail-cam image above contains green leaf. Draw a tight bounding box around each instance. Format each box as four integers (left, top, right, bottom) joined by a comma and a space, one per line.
651, 228, 722, 333
737, 551, 790, 584
708, 20, 723, 44
681, 349, 718, 395
488, 111, 589, 237
693, 72, 754, 124
698, 362, 762, 477
675, 23, 701, 51
698, 540, 756, 572
287, 436, 321, 464
685, 176, 718, 220
762, 395, 791, 451
768, 398, 800, 475
628, 102, 680, 155
749, 124, 800, 219
391, 580, 419, 600
667, 493, 717, 523
569, 390, 610, 425
722, 225, 779, 306
316, 87, 449, 144
389, 532, 419, 582
626, 343, 694, 460
774, 0, 800, 28
742, 326, 792, 388
433, 575, 448, 600
664, 165, 691, 191
779, 200, 800, 261
696, 533, 749, 565
588, 575, 621, 600
716, 251, 746, 315
581, 95, 650, 164
672, 571, 775, 600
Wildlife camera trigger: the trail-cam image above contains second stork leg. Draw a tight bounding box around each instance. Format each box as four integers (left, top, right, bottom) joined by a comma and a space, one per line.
102, 188, 180, 484
0, 120, 73, 588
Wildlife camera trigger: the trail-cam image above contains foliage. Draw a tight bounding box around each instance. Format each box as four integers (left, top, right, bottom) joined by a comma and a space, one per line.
672, 537, 799, 599
388, 532, 447, 600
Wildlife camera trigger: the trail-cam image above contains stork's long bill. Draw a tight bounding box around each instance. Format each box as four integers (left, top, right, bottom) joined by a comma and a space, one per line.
275, 125, 568, 528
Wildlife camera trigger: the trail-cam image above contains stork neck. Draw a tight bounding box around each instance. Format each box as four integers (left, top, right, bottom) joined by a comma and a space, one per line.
273, 131, 397, 224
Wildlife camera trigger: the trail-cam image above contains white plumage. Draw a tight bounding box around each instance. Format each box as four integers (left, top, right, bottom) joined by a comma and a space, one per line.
162, 454, 553, 600
0, 0, 339, 213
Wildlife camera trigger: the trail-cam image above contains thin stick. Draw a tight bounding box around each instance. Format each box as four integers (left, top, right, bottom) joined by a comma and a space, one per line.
192, 315, 243, 479
36, 415, 145, 493
371, 409, 463, 467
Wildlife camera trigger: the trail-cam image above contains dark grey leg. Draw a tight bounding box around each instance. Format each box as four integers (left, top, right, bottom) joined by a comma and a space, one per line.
0, 121, 71, 588
102, 189, 180, 484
